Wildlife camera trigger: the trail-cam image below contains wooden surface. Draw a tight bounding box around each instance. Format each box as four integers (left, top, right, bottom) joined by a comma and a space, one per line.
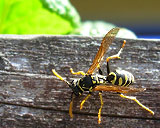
0, 35, 159, 128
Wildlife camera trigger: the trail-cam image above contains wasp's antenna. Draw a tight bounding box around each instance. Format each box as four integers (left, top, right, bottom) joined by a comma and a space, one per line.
52, 69, 71, 86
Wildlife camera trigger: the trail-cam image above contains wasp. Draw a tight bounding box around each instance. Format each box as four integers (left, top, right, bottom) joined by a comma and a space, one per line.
52, 28, 154, 124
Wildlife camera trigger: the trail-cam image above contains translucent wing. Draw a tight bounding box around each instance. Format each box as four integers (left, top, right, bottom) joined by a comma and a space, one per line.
87, 27, 120, 75
93, 85, 146, 94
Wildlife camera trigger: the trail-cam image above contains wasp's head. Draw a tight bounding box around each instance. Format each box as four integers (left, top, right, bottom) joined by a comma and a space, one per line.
52, 69, 82, 96
70, 79, 78, 87
70, 79, 82, 96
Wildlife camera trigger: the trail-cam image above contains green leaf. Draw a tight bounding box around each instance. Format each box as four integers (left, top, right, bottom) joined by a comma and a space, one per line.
40, 0, 81, 28
0, 0, 79, 34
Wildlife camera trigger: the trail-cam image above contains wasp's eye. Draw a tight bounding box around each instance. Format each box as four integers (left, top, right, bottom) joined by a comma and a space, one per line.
71, 80, 77, 86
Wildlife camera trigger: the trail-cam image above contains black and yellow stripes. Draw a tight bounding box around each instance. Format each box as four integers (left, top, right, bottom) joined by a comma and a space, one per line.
91, 74, 107, 85
107, 70, 134, 87
72, 74, 107, 96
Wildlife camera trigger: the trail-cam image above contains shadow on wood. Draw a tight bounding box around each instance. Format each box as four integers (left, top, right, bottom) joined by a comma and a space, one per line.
0, 35, 160, 128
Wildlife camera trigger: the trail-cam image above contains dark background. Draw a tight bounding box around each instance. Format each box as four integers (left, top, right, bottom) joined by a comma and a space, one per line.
70, 0, 160, 39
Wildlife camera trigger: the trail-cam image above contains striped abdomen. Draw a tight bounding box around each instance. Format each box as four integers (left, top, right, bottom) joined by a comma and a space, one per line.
107, 69, 134, 86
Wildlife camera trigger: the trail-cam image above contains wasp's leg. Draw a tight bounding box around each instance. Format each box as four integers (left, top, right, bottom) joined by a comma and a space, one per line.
69, 100, 73, 118
106, 40, 126, 62
119, 94, 154, 115
69, 92, 75, 118
98, 68, 103, 75
98, 91, 103, 124
80, 93, 91, 110
70, 68, 86, 76
97, 64, 103, 75
106, 40, 126, 74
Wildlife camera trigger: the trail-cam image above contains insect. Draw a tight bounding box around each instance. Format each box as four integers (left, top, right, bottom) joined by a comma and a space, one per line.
52, 27, 154, 124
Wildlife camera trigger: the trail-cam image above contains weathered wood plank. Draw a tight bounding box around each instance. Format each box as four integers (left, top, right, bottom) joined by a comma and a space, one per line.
0, 35, 160, 128
0, 105, 159, 128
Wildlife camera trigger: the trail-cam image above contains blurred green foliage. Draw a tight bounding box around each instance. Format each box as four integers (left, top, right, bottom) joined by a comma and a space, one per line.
77, 21, 137, 39
0, 0, 80, 34
0, 0, 137, 38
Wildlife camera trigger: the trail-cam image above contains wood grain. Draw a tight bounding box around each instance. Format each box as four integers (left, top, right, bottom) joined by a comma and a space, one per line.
0, 35, 159, 128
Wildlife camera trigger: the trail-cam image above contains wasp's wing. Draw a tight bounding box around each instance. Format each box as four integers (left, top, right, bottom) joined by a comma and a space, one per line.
93, 85, 146, 94
87, 27, 120, 75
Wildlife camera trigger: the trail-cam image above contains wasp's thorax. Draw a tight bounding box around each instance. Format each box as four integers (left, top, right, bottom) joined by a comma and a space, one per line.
70, 74, 107, 96
106, 69, 134, 86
